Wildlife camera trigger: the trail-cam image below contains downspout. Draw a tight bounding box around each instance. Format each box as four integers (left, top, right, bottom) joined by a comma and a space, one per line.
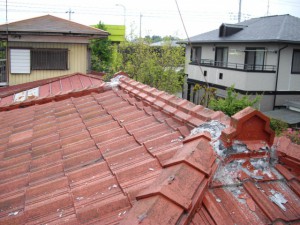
273, 44, 288, 110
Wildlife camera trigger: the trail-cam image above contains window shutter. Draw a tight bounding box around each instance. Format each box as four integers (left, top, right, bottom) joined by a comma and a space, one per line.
10, 49, 30, 74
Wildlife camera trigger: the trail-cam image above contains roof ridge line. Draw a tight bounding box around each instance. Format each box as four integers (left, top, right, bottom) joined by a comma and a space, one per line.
118, 77, 229, 127
277, 14, 288, 40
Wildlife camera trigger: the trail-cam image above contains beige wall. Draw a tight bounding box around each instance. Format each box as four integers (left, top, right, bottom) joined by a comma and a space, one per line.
8, 42, 88, 85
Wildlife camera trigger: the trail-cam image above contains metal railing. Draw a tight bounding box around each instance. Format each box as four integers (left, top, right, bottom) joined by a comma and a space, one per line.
190, 59, 276, 72
0, 59, 7, 83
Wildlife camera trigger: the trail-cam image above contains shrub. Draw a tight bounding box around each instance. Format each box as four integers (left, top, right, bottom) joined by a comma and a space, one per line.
270, 118, 288, 136
209, 85, 261, 116
284, 128, 300, 145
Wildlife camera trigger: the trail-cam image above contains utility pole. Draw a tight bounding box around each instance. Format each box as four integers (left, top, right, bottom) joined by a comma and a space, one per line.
139, 13, 143, 38
66, 8, 74, 20
238, 0, 242, 22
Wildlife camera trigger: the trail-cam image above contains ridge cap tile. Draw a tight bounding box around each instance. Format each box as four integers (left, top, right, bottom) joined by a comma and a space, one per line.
136, 163, 205, 211
220, 107, 275, 147
163, 134, 215, 177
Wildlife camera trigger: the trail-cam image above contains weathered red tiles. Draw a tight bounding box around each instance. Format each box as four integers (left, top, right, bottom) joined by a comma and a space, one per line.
1, 74, 299, 225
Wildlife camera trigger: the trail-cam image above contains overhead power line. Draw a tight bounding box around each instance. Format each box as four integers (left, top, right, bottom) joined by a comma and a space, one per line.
174, 0, 209, 89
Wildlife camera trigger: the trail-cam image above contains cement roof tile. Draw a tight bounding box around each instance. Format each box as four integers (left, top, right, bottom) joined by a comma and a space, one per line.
120, 195, 184, 225
0, 74, 299, 224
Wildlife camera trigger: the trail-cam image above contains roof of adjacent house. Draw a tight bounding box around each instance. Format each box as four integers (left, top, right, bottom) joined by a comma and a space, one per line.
0, 73, 105, 109
0, 15, 109, 37
0, 74, 299, 225
150, 40, 181, 47
180, 14, 300, 44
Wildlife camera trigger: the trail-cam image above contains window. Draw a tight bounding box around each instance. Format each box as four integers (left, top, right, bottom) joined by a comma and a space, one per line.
292, 49, 300, 74
10, 49, 31, 74
244, 48, 265, 70
215, 47, 228, 67
219, 73, 223, 79
31, 49, 68, 70
204, 70, 207, 76
190, 47, 201, 64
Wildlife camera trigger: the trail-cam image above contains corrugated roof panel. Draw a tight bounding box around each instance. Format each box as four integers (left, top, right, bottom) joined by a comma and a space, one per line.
50, 80, 61, 95
69, 75, 83, 89
39, 84, 50, 98
0, 73, 104, 108
79, 75, 93, 87
60, 76, 73, 92
0, 95, 13, 106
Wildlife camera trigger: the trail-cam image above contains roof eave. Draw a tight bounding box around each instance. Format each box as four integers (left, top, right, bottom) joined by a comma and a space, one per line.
0, 30, 109, 38
182, 39, 300, 45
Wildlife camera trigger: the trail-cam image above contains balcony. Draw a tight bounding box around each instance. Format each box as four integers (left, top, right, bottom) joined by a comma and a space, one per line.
190, 59, 276, 72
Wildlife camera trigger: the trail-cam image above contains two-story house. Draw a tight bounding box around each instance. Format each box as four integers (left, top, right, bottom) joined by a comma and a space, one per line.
181, 14, 300, 112
0, 15, 109, 86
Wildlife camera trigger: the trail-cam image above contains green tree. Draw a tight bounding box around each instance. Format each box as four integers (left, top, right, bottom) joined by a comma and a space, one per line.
90, 21, 112, 72
117, 39, 185, 94
209, 85, 261, 116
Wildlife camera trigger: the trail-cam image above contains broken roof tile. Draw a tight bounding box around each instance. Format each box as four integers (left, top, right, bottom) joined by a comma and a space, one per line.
0, 73, 299, 225
243, 181, 300, 222
221, 107, 275, 147
203, 187, 271, 225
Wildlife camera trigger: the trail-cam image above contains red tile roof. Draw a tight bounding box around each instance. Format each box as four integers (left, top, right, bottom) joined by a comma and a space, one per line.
0, 74, 299, 225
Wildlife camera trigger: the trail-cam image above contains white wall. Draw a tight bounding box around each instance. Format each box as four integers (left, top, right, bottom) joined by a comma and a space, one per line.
185, 43, 299, 92
277, 45, 300, 91
187, 64, 276, 91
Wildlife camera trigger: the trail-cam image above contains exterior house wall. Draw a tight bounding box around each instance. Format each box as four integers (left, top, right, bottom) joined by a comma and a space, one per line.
277, 45, 300, 91
187, 64, 276, 91
8, 42, 88, 85
185, 42, 300, 111
187, 43, 279, 91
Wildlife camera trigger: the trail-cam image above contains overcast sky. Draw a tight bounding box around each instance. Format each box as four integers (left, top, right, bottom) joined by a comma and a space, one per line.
1, 0, 300, 39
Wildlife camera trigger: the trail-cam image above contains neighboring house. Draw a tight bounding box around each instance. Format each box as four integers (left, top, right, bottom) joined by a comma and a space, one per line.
0, 15, 108, 86
150, 40, 180, 47
180, 14, 300, 112
0, 73, 299, 224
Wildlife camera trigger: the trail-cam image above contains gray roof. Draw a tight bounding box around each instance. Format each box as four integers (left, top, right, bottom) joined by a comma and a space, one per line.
264, 109, 300, 125
150, 40, 180, 47
181, 14, 300, 44
0, 15, 109, 37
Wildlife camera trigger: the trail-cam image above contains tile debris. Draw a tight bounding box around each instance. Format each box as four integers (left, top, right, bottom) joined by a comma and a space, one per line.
269, 189, 288, 211
8, 211, 19, 216
190, 120, 226, 139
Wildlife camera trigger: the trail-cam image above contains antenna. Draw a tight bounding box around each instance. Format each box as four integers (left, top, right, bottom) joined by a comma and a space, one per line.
267, 0, 270, 16
66, 8, 74, 20
139, 13, 143, 38
238, 0, 242, 22
6, 0, 8, 34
